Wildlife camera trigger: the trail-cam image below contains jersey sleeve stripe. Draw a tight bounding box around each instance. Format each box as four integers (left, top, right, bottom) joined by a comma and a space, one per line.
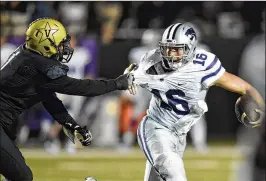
201, 64, 222, 83
205, 56, 218, 70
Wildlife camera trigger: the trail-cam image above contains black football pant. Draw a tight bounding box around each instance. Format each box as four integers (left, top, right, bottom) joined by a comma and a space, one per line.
0, 126, 33, 181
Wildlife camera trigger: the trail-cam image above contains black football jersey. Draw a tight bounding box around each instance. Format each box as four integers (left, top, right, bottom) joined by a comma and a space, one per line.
0, 44, 116, 129
1, 45, 69, 113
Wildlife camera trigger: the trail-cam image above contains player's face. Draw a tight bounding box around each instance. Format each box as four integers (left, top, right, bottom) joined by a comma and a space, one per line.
166, 47, 184, 62
58, 43, 64, 52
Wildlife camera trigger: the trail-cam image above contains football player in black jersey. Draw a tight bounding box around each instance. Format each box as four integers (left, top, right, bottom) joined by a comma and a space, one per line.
0, 18, 134, 181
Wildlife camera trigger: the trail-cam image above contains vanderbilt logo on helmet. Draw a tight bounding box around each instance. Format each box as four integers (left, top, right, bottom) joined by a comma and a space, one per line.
45, 30, 51, 38
185, 28, 197, 41
36, 22, 59, 43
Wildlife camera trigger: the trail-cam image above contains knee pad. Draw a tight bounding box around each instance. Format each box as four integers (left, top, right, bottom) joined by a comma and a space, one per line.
153, 152, 187, 181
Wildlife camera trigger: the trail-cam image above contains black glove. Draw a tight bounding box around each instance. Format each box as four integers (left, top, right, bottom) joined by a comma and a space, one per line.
74, 126, 92, 146
63, 122, 92, 146
115, 73, 134, 90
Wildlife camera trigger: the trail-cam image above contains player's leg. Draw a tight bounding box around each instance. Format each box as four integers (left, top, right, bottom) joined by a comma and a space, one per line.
143, 160, 161, 181
137, 116, 187, 181
190, 115, 208, 153
0, 126, 33, 181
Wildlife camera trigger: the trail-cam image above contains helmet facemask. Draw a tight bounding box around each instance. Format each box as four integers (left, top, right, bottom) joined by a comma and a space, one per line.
159, 23, 198, 71
159, 41, 194, 71
51, 34, 74, 63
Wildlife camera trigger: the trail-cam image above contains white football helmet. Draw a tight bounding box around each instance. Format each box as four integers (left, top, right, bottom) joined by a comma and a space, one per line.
159, 23, 198, 70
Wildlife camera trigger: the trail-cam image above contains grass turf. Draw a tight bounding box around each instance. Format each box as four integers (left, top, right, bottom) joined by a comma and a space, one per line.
6, 144, 242, 181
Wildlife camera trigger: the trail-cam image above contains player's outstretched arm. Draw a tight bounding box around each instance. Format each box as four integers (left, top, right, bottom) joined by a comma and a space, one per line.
212, 71, 265, 127
41, 73, 134, 97
39, 90, 92, 146
212, 71, 265, 107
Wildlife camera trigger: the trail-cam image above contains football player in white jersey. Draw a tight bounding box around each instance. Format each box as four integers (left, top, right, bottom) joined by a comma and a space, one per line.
125, 23, 265, 181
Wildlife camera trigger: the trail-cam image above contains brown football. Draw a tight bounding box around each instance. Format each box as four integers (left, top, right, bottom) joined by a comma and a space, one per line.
235, 95, 260, 127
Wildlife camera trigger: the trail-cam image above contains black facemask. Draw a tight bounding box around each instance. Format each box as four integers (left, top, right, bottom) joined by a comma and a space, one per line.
55, 34, 74, 63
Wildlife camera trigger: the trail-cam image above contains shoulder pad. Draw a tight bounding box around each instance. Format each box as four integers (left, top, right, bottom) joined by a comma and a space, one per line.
140, 49, 159, 63
45, 64, 69, 79
194, 50, 225, 87
193, 50, 217, 69
145, 49, 159, 59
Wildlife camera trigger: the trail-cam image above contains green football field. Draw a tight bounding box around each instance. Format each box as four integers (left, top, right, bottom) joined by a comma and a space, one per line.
2, 144, 243, 181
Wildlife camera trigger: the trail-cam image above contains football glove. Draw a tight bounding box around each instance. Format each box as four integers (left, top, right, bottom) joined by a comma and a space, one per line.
124, 63, 138, 74
235, 96, 265, 128
115, 73, 134, 90
74, 126, 92, 146
123, 63, 138, 95
63, 122, 92, 146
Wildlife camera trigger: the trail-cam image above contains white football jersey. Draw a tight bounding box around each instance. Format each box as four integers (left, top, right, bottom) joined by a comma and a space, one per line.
133, 48, 225, 133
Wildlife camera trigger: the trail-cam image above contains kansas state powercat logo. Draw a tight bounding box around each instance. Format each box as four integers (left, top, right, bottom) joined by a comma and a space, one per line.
185, 28, 197, 40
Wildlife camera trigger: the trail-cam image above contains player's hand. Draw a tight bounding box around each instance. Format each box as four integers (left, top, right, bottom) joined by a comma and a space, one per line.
124, 63, 137, 74
128, 81, 137, 95
124, 63, 138, 95
249, 109, 265, 128
235, 96, 265, 128
74, 126, 92, 146
63, 122, 92, 146
115, 73, 135, 90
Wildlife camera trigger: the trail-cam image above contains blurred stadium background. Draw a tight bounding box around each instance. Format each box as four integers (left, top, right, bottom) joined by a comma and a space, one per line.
0, 1, 265, 181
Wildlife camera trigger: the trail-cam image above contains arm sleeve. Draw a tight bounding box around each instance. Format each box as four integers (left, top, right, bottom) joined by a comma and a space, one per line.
41, 92, 77, 126
41, 75, 117, 97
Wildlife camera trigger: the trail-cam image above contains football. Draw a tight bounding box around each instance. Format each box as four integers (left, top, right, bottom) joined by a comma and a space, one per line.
85, 177, 97, 181
235, 95, 261, 127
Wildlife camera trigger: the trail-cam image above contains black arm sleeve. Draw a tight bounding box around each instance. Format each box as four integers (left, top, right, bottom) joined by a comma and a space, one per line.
41, 92, 77, 126
41, 76, 117, 97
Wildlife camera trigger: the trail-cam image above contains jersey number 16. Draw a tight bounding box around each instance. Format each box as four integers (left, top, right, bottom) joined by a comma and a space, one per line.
151, 89, 190, 115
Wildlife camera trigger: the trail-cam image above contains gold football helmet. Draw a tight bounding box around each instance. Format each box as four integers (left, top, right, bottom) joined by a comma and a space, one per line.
25, 18, 73, 63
